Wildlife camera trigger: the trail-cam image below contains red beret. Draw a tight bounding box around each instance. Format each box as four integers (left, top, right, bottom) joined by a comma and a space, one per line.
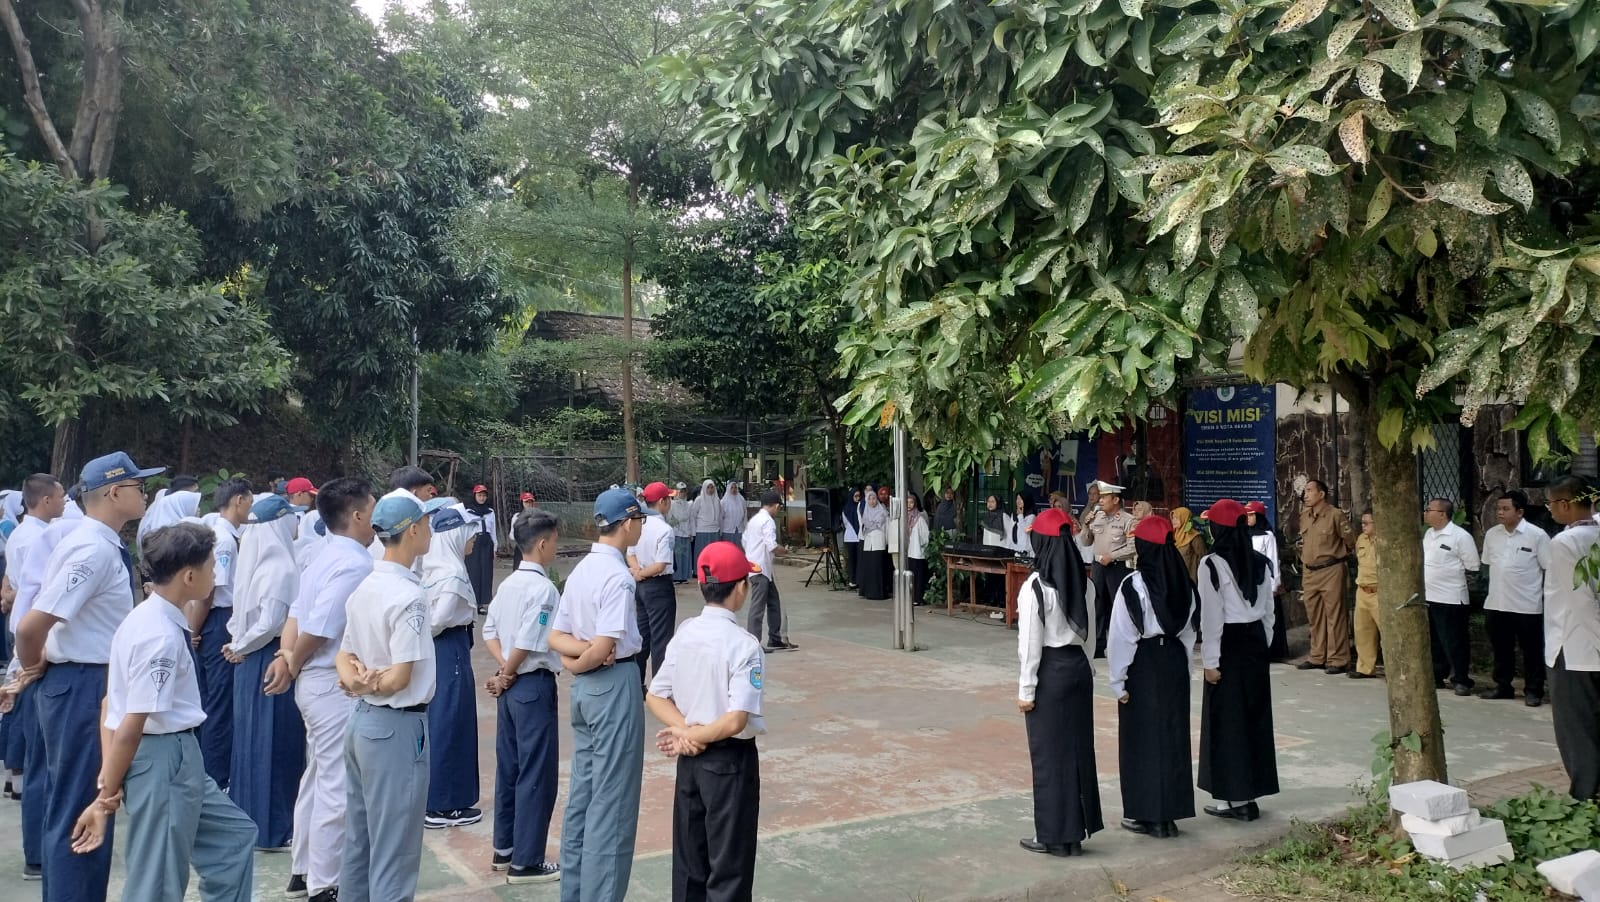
1029, 508, 1070, 537
1204, 499, 1248, 526
1131, 515, 1172, 544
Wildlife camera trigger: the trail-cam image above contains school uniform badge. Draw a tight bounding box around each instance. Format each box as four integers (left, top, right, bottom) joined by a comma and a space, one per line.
149, 656, 176, 691
750, 667, 763, 690
66, 563, 93, 592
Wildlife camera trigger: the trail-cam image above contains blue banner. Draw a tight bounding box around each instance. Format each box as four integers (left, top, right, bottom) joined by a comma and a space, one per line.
1183, 385, 1277, 523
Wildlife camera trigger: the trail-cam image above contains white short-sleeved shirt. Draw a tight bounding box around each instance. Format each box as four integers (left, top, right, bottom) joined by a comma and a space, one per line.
482, 563, 562, 675
648, 607, 765, 739
105, 594, 205, 734
1546, 522, 1600, 671
1422, 522, 1480, 605
551, 544, 643, 658
5, 516, 51, 632
210, 519, 240, 609
742, 509, 778, 576
33, 519, 134, 664
290, 533, 373, 670
294, 509, 326, 567
1482, 519, 1550, 615
629, 513, 674, 576
340, 561, 436, 709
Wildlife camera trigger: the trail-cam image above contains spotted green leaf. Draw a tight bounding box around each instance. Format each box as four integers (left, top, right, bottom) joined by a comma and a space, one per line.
1472, 81, 1506, 136
1274, 0, 1330, 34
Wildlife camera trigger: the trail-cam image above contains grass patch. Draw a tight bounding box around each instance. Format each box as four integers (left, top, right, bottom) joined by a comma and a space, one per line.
1223, 787, 1600, 901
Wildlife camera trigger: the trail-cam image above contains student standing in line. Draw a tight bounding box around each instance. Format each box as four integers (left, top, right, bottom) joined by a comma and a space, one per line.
483, 511, 565, 885
1108, 516, 1196, 840
547, 488, 649, 902
1243, 501, 1288, 661
670, 483, 694, 585
905, 495, 931, 606
1016, 508, 1102, 857
629, 483, 680, 682
691, 480, 721, 565
262, 477, 377, 902
337, 489, 447, 902
286, 478, 324, 567
224, 495, 305, 851
856, 489, 892, 601
69, 522, 257, 902
14, 451, 164, 902
841, 488, 863, 589
646, 541, 766, 901
420, 506, 482, 829
1197, 499, 1280, 822
464, 485, 497, 615
720, 482, 748, 546
191, 477, 253, 791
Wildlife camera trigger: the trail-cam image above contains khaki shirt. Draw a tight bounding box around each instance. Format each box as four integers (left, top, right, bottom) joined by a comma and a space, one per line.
1355, 533, 1378, 588
1080, 509, 1137, 565
1299, 504, 1356, 568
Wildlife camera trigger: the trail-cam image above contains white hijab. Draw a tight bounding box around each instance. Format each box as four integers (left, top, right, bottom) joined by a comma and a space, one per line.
138, 490, 201, 547
420, 517, 475, 609
235, 512, 299, 616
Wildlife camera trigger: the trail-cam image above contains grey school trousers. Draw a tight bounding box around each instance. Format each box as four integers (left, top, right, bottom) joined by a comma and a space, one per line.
747, 573, 787, 646
560, 659, 645, 902
342, 701, 430, 902
122, 731, 255, 902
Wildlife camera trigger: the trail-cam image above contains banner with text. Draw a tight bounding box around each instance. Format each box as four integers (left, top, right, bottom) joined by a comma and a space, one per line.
1183, 385, 1277, 524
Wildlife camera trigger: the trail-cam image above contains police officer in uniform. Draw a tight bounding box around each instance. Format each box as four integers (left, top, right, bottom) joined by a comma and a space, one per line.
647, 541, 765, 902
1076, 480, 1135, 658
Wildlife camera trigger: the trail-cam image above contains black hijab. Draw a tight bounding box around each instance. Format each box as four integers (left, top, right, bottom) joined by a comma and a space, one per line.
1030, 529, 1090, 637
465, 491, 493, 519
843, 488, 862, 533
980, 494, 1005, 537
1122, 536, 1196, 637
1209, 517, 1269, 605
1249, 510, 1274, 536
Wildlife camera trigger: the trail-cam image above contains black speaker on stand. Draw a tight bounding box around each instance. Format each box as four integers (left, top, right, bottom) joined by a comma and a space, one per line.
805, 487, 848, 589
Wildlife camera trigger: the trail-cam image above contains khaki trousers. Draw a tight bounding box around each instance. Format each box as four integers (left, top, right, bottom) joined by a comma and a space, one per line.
1354, 585, 1380, 675
1302, 564, 1350, 668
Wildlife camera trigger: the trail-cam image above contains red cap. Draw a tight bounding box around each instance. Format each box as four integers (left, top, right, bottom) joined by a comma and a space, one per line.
520, 492, 535, 502
1131, 515, 1172, 544
285, 477, 317, 495
1203, 499, 1247, 526
1029, 508, 1070, 537
1244, 500, 1267, 514
697, 541, 759, 584
473, 484, 488, 493
641, 482, 674, 503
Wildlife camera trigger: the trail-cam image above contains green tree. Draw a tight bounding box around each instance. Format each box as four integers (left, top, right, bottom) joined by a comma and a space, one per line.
667, 0, 1600, 784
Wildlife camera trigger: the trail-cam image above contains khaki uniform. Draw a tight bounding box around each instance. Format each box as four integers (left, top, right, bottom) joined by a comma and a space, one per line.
1353, 533, 1380, 675
1298, 504, 1356, 668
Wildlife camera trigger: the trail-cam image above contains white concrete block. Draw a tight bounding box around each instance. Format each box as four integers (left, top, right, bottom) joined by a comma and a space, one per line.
1401, 810, 1481, 836
1443, 842, 1514, 871
1390, 780, 1470, 820
1411, 818, 1507, 861
1537, 850, 1600, 896
1573, 860, 1600, 902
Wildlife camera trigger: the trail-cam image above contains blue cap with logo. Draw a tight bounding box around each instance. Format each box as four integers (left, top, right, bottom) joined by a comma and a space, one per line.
249, 495, 296, 524
431, 508, 468, 533
372, 489, 450, 538
79, 451, 165, 493
593, 487, 647, 527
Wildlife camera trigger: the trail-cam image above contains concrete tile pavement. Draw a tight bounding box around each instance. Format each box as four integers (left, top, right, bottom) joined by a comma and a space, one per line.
0, 555, 1563, 901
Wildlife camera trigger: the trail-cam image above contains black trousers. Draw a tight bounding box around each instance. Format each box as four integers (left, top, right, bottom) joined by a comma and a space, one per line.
1487, 610, 1545, 695
1429, 602, 1473, 688
1090, 562, 1130, 656
673, 738, 760, 902
907, 557, 929, 605
844, 540, 861, 585
1551, 652, 1600, 801
637, 575, 678, 685
466, 537, 495, 610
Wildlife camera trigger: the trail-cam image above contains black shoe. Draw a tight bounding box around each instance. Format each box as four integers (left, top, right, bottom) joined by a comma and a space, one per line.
1525, 694, 1544, 707
763, 644, 786, 653
1296, 661, 1323, 671
1120, 818, 1152, 835
491, 852, 511, 871
1477, 686, 1516, 700
1348, 670, 1377, 679
1153, 821, 1180, 838
1324, 665, 1348, 675
22, 863, 40, 881
424, 807, 483, 829
506, 862, 561, 884
780, 641, 800, 650
308, 889, 337, 902
1019, 837, 1073, 856
285, 874, 308, 898
1453, 684, 1473, 697
1205, 801, 1260, 822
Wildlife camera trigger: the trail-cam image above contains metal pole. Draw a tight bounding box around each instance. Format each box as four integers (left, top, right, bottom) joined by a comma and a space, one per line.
893, 422, 913, 650
409, 328, 420, 467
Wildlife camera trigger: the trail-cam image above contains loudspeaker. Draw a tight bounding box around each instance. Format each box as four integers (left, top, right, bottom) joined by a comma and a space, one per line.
806, 487, 847, 533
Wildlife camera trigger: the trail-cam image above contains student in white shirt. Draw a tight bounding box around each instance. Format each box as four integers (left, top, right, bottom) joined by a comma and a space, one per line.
669, 483, 694, 584
905, 495, 931, 606
629, 483, 680, 681
690, 479, 721, 565
1015, 508, 1101, 857
68, 522, 256, 902
337, 489, 444, 902
1422, 498, 1481, 695
190, 477, 253, 792
1543, 476, 1600, 801
285, 477, 323, 567
646, 541, 766, 900
719, 482, 748, 545
1479, 490, 1551, 705
742, 492, 794, 652
14, 450, 163, 902
419, 506, 482, 829
841, 488, 863, 588
1007, 492, 1036, 553
483, 511, 564, 885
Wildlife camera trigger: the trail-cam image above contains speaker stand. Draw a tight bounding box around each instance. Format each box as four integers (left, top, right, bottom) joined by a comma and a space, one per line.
805, 531, 846, 589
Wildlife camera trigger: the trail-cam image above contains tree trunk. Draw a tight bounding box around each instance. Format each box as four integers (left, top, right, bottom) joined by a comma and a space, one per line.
1366, 397, 1448, 785
621, 175, 639, 484
50, 419, 81, 478
1333, 372, 1373, 516
179, 420, 193, 474
829, 408, 847, 483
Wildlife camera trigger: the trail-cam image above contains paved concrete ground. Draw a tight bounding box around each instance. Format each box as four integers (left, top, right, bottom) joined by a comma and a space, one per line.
0, 551, 1564, 901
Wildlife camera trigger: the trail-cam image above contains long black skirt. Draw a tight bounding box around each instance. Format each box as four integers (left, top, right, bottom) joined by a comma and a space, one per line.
1026, 645, 1104, 844
1199, 622, 1280, 802
908, 556, 929, 605
844, 540, 861, 586
1118, 637, 1195, 823
466, 537, 496, 610
857, 548, 892, 600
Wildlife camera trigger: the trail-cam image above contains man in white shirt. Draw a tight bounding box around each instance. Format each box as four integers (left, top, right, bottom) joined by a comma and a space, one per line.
628, 483, 678, 683
1421, 498, 1481, 696
1543, 476, 1600, 801
192, 477, 253, 791
1478, 491, 1551, 706
742, 492, 795, 653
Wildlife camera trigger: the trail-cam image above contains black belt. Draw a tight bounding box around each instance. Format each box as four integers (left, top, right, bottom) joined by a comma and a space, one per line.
151, 727, 197, 737
50, 662, 108, 670
400, 703, 428, 714
1305, 557, 1349, 571
439, 625, 473, 637
642, 573, 673, 582
1137, 636, 1177, 647
594, 653, 643, 671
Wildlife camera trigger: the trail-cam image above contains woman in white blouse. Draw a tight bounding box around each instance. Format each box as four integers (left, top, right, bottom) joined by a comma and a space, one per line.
1007, 492, 1036, 554
1245, 500, 1289, 661
904, 495, 931, 605
1015, 508, 1102, 857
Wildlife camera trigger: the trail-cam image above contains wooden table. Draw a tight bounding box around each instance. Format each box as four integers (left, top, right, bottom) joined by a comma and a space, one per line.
942, 552, 1031, 627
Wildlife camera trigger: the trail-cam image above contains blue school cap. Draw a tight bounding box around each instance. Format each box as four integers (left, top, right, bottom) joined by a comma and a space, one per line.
80, 451, 165, 493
